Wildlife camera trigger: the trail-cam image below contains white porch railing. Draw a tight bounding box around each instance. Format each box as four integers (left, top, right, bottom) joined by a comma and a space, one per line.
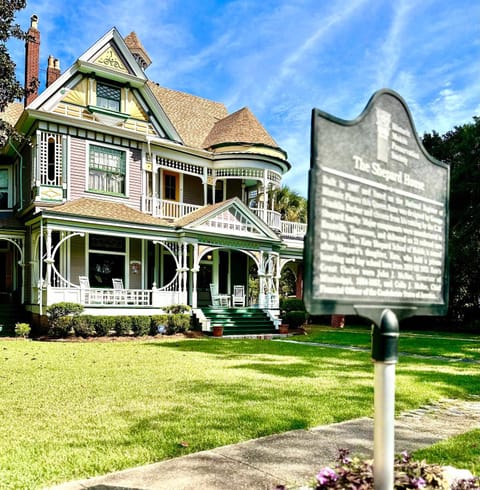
143, 197, 202, 219
142, 197, 306, 239
250, 207, 281, 230
80, 288, 152, 306
281, 220, 307, 239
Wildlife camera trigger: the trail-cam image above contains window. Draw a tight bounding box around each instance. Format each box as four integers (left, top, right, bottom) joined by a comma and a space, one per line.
89, 145, 126, 195
88, 234, 125, 288
164, 173, 177, 200
0, 169, 9, 209
96, 82, 121, 112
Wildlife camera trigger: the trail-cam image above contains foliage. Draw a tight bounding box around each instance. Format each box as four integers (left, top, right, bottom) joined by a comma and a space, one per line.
0, 0, 39, 145
46, 302, 84, 320
280, 267, 297, 297
91, 316, 116, 337
284, 310, 307, 328
273, 185, 307, 223
48, 316, 73, 338
151, 314, 170, 335
115, 316, 132, 336
423, 119, 480, 324
47, 303, 84, 337
71, 316, 95, 338
163, 304, 191, 314
280, 297, 305, 312
166, 313, 191, 334
14, 322, 30, 338
295, 449, 450, 490
131, 315, 151, 336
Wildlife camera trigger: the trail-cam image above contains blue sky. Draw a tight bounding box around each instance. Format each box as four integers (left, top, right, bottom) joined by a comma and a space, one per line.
9, 0, 480, 196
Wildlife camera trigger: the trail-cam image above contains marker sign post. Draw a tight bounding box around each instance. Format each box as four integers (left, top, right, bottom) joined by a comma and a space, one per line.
304, 90, 449, 490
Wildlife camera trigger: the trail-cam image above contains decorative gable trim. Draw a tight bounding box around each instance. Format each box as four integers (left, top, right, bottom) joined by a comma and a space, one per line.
180, 198, 280, 242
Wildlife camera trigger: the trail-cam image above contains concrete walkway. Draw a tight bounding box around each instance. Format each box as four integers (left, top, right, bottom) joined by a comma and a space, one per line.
48, 398, 480, 490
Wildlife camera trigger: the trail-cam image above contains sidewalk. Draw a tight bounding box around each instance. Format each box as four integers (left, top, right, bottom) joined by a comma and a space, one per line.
48, 399, 480, 490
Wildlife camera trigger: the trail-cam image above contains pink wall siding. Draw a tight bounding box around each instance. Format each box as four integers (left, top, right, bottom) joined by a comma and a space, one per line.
68, 138, 143, 211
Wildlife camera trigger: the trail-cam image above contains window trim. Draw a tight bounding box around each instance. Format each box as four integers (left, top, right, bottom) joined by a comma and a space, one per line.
86, 142, 129, 197
163, 171, 179, 202
0, 167, 11, 210
96, 81, 121, 112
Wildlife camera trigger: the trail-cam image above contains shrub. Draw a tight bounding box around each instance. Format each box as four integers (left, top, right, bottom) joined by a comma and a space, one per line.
115, 316, 132, 336
92, 316, 116, 337
284, 310, 307, 328
72, 316, 95, 338
48, 316, 73, 338
14, 322, 31, 338
163, 304, 191, 314
46, 302, 84, 320
151, 314, 169, 335
280, 298, 305, 312
168, 313, 191, 334
131, 316, 151, 336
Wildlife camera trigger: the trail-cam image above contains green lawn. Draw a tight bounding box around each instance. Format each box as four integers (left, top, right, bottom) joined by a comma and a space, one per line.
299, 325, 480, 361
0, 334, 479, 489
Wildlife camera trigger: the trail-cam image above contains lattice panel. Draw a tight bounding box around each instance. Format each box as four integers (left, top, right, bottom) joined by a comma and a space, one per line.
156, 156, 203, 176
39, 132, 63, 186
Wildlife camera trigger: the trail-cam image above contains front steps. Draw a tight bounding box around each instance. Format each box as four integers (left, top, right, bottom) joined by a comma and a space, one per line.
197, 307, 278, 336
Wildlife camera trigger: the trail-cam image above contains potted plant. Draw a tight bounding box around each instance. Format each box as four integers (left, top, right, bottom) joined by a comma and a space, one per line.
212, 324, 223, 337
279, 322, 289, 334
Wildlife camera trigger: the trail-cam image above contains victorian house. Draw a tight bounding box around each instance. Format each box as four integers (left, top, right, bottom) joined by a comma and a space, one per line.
0, 16, 305, 332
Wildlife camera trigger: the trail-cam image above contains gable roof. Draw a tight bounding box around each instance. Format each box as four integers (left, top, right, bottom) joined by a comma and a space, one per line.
176, 197, 281, 241
147, 81, 228, 149
203, 107, 280, 150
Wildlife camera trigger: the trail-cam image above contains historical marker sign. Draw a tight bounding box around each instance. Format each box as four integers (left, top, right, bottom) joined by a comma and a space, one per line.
304, 89, 450, 318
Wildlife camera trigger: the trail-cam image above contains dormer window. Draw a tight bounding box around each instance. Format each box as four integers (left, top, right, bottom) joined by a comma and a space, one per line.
96, 82, 121, 112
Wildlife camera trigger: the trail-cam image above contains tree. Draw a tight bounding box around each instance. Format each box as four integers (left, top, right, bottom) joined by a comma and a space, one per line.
273, 185, 307, 223
422, 117, 480, 323
0, 0, 37, 145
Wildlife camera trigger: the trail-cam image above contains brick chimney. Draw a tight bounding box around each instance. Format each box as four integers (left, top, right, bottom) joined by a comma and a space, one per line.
24, 15, 40, 107
46, 55, 61, 87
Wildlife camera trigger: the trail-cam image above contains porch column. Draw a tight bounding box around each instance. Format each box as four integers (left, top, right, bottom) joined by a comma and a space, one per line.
258, 250, 266, 308
182, 241, 188, 304
263, 169, 268, 212
202, 169, 208, 205
296, 263, 304, 299
191, 242, 199, 308
44, 228, 53, 288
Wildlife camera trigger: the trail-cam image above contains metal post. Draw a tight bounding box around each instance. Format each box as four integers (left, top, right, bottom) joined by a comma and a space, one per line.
371, 309, 399, 490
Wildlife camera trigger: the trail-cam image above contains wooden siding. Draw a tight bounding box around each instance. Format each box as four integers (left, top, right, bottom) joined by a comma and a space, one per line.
69, 137, 87, 199
68, 137, 143, 211
183, 173, 203, 205
128, 238, 142, 289
70, 235, 85, 284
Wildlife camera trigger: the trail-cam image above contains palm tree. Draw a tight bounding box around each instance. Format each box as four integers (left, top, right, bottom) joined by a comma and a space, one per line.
273, 185, 307, 223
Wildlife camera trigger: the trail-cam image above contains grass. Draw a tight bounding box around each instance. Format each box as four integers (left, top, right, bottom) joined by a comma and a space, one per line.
413, 429, 480, 476
299, 324, 480, 361
0, 332, 479, 488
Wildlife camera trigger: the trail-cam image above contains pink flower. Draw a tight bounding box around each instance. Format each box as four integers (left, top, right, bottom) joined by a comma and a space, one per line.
316, 467, 338, 485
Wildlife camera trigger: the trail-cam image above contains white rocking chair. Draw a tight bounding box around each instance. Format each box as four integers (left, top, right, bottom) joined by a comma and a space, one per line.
232, 285, 246, 307
112, 278, 125, 304
210, 284, 230, 307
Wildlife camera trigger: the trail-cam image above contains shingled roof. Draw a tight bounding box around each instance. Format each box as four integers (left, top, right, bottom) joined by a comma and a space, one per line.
0, 102, 24, 127
40, 197, 173, 227
147, 81, 228, 149
203, 107, 280, 150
